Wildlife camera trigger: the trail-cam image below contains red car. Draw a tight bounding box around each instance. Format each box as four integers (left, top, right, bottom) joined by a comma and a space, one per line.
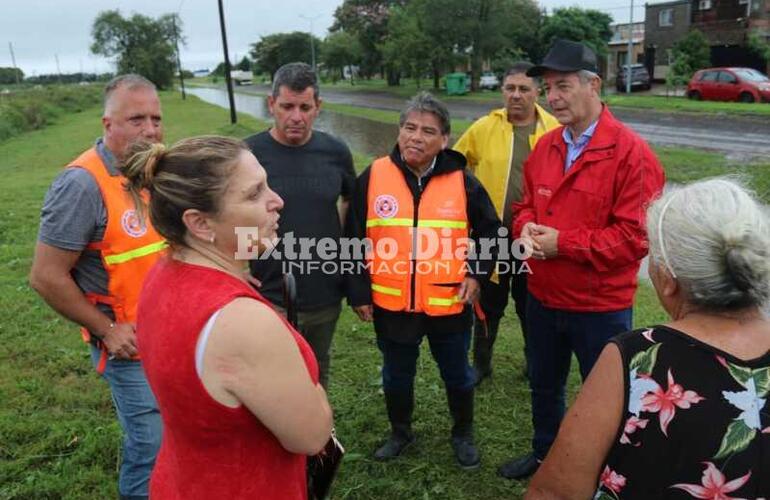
687, 67, 770, 103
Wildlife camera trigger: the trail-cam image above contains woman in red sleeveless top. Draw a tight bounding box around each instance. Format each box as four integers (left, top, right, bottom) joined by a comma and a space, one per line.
123, 136, 333, 499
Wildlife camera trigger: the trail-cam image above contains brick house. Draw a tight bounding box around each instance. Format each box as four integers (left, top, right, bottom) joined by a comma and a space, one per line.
645, 0, 770, 79
691, 0, 769, 73
644, 0, 692, 80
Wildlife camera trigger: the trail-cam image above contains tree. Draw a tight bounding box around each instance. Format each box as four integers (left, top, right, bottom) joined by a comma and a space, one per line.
539, 7, 613, 61
250, 32, 321, 78
90, 10, 181, 90
378, 4, 434, 87
463, 0, 542, 90
331, 0, 406, 84
747, 30, 770, 65
668, 29, 711, 86
236, 56, 252, 72
321, 32, 363, 82
0, 67, 24, 84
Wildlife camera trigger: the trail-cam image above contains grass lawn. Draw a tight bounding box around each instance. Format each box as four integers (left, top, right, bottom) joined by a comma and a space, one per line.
604, 94, 770, 116
0, 90, 763, 499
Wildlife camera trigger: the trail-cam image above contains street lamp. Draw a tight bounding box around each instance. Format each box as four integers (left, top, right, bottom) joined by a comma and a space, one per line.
299, 13, 322, 71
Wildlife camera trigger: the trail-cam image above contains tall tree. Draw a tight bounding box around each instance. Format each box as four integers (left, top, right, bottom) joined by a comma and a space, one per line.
250, 32, 321, 78
331, 0, 406, 84
236, 56, 253, 72
321, 32, 363, 82
539, 7, 613, 61
91, 10, 180, 89
379, 4, 433, 87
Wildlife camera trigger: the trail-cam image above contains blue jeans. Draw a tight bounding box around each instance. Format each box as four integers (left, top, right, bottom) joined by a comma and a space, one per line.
377, 331, 474, 392
525, 293, 632, 459
90, 346, 162, 499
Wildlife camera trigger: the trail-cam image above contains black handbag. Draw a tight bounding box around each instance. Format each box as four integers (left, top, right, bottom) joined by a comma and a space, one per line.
307, 429, 345, 500
282, 273, 344, 499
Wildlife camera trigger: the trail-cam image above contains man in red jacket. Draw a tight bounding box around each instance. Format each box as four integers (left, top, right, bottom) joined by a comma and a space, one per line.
499, 39, 665, 480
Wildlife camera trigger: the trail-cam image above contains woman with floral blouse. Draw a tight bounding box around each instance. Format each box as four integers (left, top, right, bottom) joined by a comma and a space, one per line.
525, 178, 770, 499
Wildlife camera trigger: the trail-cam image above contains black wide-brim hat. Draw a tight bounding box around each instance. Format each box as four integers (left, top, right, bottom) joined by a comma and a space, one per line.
527, 39, 599, 77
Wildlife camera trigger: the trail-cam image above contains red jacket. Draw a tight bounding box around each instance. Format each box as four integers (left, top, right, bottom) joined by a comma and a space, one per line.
513, 107, 665, 312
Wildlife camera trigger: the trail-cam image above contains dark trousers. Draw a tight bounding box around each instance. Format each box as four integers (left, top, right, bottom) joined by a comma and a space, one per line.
377, 331, 474, 392
526, 292, 632, 459
276, 303, 341, 389
473, 258, 529, 370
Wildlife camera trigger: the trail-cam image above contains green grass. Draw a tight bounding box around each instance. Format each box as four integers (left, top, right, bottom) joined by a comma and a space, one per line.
1, 89, 763, 499
605, 94, 770, 116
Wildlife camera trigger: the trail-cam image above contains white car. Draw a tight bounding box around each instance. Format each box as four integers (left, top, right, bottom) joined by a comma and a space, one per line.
479, 72, 500, 90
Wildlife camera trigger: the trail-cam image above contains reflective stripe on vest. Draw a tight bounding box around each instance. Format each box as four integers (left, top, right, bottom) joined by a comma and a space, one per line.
67, 147, 167, 345
104, 240, 169, 265
365, 156, 468, 316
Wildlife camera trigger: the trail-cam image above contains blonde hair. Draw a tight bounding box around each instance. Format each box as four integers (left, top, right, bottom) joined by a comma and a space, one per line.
121, 135, 248, 246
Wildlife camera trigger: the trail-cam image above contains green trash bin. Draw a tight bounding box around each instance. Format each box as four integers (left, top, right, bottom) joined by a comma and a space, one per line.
445, 73, 468, 96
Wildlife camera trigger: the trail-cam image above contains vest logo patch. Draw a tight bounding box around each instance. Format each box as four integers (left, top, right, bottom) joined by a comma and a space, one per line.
121, 209, 147, 238
374, 194, 398, 219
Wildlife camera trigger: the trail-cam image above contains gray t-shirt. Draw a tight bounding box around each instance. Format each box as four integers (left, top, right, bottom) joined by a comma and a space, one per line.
37, 138, 119, 319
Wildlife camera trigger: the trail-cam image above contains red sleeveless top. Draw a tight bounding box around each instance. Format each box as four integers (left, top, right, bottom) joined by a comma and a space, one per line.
137, 257, 319, 499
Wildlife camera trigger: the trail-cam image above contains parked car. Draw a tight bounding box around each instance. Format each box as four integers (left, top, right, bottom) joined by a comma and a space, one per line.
687, 67, 770, 103
616, 64, 651, 92
479, 72, 500, 90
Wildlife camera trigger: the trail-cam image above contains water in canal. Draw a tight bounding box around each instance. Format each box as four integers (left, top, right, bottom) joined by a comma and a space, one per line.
186, 87, 399, 159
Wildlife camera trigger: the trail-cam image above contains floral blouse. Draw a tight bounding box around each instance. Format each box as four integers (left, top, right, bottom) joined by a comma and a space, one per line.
595, 326, 770, 499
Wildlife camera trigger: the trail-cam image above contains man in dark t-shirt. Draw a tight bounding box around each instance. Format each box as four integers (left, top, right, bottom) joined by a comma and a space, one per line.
245, 62, 355, 389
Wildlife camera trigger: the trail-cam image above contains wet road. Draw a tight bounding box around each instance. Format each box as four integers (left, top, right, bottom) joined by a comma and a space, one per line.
241, 83, 770, 161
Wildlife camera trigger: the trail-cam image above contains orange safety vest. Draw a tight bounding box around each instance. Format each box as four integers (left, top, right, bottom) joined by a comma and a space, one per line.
67, 147, 167, 371
366, 156, 469, 316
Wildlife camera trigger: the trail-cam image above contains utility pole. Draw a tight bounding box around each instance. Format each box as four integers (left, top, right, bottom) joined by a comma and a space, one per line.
218, 0, 237, 124
626, 0, 634, 94
172, 16, 186, 100
299, 14, 321, 71
55, 53, 62, 83
8, 42, 20, 84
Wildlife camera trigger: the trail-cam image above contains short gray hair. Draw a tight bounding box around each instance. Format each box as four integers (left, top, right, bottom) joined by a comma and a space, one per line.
399, 91, 451, 135
647, 178, 770, 310
104, 74, 156, 110
577, 69, 600, 84
272, 62, 319, 100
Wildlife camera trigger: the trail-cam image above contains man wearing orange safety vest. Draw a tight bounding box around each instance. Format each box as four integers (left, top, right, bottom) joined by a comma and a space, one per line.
30, 74, 165, 500
346, 92, 500, 469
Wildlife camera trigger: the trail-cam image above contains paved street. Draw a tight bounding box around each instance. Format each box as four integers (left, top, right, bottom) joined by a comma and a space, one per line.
245, 82, 770, 160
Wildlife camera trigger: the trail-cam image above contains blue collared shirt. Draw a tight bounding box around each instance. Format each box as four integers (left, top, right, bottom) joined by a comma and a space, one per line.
562, 120, 598, 172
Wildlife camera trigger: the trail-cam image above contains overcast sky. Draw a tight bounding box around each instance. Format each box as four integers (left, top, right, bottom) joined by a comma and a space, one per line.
3, 0, 650, 76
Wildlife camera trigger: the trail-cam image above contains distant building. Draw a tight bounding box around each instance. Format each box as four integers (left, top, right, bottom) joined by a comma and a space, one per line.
192, 69, 211, 78
607, 22, 646, 82
645, 0, 770, 80
644, 0, 692, 80
691, 0, 769, 72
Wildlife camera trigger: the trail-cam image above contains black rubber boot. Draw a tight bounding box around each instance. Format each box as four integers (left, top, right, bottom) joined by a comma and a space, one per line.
446, 387, 480, 470
472, 316, 500, 385
374, 388, 415, 460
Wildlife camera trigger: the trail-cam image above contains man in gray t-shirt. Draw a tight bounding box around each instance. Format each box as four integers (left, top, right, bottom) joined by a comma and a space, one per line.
30, 74, 164, 499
